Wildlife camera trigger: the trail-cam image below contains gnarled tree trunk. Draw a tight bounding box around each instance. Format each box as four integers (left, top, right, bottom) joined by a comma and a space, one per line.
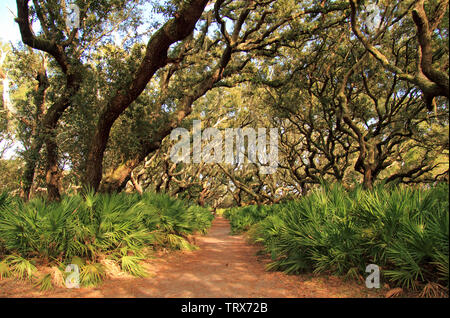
84, 0, 209, 191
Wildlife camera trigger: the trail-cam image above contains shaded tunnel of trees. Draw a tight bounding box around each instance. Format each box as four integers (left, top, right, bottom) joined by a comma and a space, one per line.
0, 0, 448, 207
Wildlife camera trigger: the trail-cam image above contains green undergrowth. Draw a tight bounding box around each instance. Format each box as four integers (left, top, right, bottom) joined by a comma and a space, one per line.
0, 191, 213, 290
225, 183, 449, 297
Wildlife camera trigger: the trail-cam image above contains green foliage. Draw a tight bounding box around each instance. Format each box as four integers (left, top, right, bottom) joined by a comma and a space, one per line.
186, 205, 215, 235
80, 263, 107, 287
226, 183, 449, 294
0, 259, 11, 279
0, 192, 10, 209
3, 255, 36, 280
34, 273, 54, 291
120, 255, 148, 277
140, 192, 213, 249
0, 159, 23, 193
0, 191, 213, 287
0, 191, 11, 255
224, 204, 276, 234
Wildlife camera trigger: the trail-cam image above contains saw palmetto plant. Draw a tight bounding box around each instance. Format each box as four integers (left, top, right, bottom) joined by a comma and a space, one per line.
34, 273, 54, 291
0, 190, 213, 287
228, 183, 449, 296
3, 254, 36, 280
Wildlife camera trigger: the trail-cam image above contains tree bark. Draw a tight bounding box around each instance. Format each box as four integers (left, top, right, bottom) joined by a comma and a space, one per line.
21, 60, 48, 200
130, 171, 143, 194
16, 0, 82, 200
45, 135, 61, 201
363, 168, 374, 190
21, 137, 44, 200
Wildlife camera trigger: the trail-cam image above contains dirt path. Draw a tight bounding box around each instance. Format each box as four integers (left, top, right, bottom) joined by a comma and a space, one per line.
0, 217, 380, 298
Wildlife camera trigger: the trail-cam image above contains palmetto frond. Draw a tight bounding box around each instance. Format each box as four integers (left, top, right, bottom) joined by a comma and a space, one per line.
227, 183, 449, 294
0, 191, 213, 287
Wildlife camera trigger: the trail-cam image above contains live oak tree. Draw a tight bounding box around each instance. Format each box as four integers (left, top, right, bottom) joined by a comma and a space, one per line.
4, 0, 448, 201
1, 42, 53, 198
95, 0, 346, 193
14, 0, 209, 199
84, 0, 210, 191
263, 0, 448, 190
344, 0, 449, 188
93, 0, 448, 198
14, 0, 148, 199
349, 0, 449, 110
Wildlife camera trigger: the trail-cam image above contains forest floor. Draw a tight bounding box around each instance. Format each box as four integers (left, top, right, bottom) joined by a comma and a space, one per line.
0, 216, 387, 298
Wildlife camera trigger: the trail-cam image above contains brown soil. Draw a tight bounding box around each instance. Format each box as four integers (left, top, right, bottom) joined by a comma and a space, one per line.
0, 217, 384, 298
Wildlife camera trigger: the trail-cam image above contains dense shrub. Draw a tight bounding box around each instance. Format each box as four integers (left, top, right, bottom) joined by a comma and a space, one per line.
225, 183, 449, 295
224, 204, 278, 234
0, 191, 213, 287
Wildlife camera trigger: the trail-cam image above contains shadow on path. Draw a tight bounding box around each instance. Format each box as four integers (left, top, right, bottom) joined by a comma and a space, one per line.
0, 217, 376, 298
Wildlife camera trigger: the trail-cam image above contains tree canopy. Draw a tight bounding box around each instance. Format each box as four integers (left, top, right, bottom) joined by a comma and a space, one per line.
0, 0, 448, 206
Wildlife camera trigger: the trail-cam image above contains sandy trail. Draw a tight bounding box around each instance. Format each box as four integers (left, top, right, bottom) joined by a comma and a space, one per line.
0, 217, 377, 298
